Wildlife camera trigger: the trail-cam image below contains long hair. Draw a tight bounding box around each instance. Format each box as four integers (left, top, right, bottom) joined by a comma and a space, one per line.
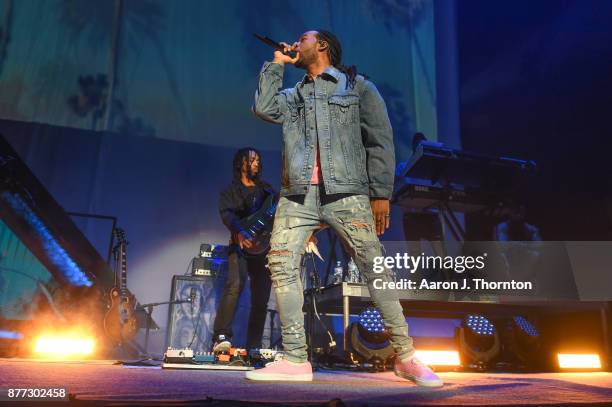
232, 147, 262, 183
315, 30, 361, 89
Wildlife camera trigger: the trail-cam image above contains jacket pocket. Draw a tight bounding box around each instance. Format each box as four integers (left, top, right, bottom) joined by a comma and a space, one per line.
329, 95, 359, 125
286, 102, 305, 129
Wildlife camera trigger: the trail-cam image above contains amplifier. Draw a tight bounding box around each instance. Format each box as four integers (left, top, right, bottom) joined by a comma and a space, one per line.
192, 257, 216, 277
166, 275, 218, 353
200, 243, 228, 258
192, 244, 227, 277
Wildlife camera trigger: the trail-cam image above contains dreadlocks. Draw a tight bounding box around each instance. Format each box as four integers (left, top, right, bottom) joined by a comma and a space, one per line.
315, 30, 360, 89
232, 147, 262, 183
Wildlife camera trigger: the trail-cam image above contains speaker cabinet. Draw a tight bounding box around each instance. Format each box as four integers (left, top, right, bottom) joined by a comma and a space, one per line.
165, 275, 218, 353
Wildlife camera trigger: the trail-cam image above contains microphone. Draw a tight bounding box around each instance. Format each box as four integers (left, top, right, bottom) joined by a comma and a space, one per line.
253, 34, 297, 58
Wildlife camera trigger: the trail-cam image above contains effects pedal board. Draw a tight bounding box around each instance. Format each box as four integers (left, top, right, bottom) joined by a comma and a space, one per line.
162, 347, 253, 371
193, 352, 216, 364
164, 347, 194, 364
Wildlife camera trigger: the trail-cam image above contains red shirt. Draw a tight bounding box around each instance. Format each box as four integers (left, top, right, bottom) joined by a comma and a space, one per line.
310, 145, 322, 184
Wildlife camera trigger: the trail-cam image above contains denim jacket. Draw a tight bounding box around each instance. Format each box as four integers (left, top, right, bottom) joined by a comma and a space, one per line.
254, 62, 395, 198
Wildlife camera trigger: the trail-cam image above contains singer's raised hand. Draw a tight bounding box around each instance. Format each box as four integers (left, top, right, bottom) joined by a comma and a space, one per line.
273, 41, 299, 65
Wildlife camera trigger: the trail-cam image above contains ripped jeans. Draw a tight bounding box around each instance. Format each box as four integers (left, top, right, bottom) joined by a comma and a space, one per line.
267, 185, 415, 363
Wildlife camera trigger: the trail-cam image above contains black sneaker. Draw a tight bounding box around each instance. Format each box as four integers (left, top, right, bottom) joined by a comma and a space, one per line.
212, 335, 231, 353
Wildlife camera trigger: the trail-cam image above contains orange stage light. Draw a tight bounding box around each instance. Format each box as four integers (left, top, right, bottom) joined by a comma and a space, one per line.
557, 353, 601, 369
33, 333, 95, 358
414, 350, 461, 366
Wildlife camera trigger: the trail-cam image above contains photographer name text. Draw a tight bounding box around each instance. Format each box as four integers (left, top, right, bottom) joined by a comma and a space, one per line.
372, 278, 533, 291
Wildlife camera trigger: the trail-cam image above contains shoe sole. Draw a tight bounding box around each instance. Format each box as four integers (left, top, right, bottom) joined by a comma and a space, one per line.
245, 371, 313, 381
394, 369, 444, 387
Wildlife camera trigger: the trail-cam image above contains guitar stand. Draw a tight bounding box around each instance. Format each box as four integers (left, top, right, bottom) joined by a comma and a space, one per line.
111, 340, 148, 366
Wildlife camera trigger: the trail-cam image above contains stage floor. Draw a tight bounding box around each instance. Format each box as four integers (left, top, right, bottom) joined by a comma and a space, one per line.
1, 358, 611, 406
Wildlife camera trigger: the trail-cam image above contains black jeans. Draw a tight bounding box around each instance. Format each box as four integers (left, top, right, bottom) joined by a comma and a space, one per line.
212, 248, 271, 349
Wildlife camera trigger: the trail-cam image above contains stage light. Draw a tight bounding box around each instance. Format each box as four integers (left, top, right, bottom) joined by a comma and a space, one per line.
513, 316, 539, 337
1, 191, 92, 286
465, 314, 495, 336
414, 350, 460, 366
0, 330, 23, 340
350, 307, 394, 370
458, 314, 500, 370
557, 354, 601, 369
508, 316, 543, 370
33, 335, 95, 358
358, 308, 385, 333
357, 307, 388, 343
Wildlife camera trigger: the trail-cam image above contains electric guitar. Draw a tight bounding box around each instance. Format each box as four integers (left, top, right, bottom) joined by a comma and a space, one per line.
234, 193, 278, 256
103, 228, 137, 345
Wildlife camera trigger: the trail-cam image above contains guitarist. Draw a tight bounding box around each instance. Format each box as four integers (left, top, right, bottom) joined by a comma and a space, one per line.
213, 147, 276, 352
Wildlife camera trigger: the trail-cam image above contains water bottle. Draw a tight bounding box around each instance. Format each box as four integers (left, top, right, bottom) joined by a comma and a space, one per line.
332, 261, 343, 284
347, 257, 360, 283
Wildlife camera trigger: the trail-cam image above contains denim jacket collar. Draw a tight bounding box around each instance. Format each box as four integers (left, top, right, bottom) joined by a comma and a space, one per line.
299, 66, 341, 86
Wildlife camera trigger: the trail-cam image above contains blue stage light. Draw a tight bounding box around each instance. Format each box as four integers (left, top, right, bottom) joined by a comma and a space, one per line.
0, 330, 23, 340
513, 316, 539, 337
509, 316, 543, 370
358, 308, 385, 333
352, 307, 393, 368
459, 314, 500, 369
1, 192, 92, 287
465, 314, 495, 336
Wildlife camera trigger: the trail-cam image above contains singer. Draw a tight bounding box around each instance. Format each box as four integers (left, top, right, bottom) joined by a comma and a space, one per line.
248, 30, 442, 387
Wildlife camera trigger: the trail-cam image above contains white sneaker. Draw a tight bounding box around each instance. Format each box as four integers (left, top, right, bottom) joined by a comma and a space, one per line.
245, 359, 313, 381
212, 335, 231, 353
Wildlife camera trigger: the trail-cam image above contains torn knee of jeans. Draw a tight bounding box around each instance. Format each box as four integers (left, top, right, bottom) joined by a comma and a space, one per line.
350, 219, 371, 229
339, 217, 374, 233
269, 249, 292, 257
267, 247, 293, 270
